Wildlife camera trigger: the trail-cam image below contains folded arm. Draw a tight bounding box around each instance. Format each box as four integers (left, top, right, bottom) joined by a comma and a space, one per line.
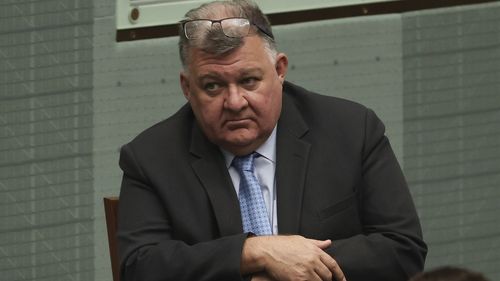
325, 108, 427, 280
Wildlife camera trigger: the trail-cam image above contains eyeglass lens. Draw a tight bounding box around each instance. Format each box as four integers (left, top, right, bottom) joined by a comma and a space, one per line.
184, 20, 211, 39
184, 18, 251, 39
221, 18, 250, 37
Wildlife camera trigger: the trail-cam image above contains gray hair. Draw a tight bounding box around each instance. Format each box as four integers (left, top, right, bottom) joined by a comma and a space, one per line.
178, 0, 277, 68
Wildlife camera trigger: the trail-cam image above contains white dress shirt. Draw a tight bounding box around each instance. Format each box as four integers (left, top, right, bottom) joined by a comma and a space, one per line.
221, 126, 278, 235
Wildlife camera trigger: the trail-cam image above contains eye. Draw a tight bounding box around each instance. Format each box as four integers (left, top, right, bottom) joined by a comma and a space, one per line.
203, 82, 221, 93
240, 77, 259, 89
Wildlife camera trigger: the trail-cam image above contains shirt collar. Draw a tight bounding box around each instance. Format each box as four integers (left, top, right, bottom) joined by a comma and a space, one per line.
221, 125, 277, 168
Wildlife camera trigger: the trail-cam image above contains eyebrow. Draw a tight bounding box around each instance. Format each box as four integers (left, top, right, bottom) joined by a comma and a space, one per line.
197, 73, 221, 82
239, 68, 263, 76
197, 68, 264, 83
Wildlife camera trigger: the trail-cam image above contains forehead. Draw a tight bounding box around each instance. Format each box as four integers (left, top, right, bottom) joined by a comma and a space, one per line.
187, 36, 271, 75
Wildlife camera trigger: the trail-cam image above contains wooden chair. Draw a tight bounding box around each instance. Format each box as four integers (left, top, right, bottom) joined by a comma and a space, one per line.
103, 197, 120, 281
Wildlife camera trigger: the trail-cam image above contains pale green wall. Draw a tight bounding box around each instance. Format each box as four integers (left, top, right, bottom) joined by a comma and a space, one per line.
1, 1, 499, 281
0, 1, 94, 281
403, 4, 500, 275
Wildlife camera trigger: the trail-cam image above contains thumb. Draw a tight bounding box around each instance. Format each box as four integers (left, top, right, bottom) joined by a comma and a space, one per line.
309, 238, 332, 249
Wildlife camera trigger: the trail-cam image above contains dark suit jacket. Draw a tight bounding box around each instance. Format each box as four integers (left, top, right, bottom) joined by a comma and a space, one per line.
117, 81, 427, 281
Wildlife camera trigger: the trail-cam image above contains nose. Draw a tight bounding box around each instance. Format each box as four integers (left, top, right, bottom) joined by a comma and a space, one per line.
224, 84, 248, 112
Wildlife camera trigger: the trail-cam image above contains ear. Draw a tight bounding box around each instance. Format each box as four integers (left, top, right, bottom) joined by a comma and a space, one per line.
180, 71, 191, 101
275, 53, 288, 84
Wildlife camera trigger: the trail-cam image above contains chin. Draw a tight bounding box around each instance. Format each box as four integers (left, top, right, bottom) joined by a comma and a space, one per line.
226, 136, 255, 147
220, 134, 258, 151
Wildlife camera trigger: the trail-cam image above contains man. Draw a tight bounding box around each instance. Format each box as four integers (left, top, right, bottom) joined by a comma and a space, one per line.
117, 1, 427, 281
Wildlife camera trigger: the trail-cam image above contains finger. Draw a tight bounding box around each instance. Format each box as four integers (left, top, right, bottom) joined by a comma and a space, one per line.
308, 238, 332, 249
309, 271, 324, 281
302, 274, 321, 281
314, 261, 333, 281
320, 253, 345, 281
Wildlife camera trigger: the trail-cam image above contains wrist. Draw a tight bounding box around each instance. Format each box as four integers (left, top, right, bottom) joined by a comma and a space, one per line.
241, 236, 268, 274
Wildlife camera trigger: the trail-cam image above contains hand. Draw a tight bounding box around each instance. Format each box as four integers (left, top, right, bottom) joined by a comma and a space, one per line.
242, 235, 346, 281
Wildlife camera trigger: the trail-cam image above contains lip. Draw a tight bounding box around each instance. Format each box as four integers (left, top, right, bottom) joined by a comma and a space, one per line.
225, 118, 251, 129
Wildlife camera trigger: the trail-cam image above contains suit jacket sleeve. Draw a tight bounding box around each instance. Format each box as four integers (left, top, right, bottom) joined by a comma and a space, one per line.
326, 108, 427, 280
117, 143, 248, 281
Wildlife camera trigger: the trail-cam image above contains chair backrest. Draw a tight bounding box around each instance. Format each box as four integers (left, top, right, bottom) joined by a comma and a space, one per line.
103, 197, 120, 281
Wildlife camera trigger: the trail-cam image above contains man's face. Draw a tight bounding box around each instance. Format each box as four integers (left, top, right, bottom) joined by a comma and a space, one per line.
180, 36, 288, 155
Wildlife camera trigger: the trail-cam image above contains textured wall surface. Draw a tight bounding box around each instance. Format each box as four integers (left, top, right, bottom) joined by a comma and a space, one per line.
1, 1, 499, 281
92, 1, 184, 279
0, 1, 94, 280
403, 3, 500, 279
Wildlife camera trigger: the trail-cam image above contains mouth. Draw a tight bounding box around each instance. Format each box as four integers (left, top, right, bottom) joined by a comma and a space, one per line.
225, 118, 252, 130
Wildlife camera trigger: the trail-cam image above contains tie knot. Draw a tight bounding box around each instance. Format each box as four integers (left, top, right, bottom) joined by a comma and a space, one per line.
232, 152, 257, 172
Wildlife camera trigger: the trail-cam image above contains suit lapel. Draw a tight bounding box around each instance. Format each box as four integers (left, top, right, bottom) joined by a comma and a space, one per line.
189, 122, 243, 236
187, 84, 311, 236
276, 93, 311, 234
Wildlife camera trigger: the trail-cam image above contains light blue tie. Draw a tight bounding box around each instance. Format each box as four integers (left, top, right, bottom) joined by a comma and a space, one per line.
232, 153, 272, 235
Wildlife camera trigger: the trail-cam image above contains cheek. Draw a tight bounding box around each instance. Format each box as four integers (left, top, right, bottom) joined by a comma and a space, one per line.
260, 82, 282, 117
193, 98, 223, 127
